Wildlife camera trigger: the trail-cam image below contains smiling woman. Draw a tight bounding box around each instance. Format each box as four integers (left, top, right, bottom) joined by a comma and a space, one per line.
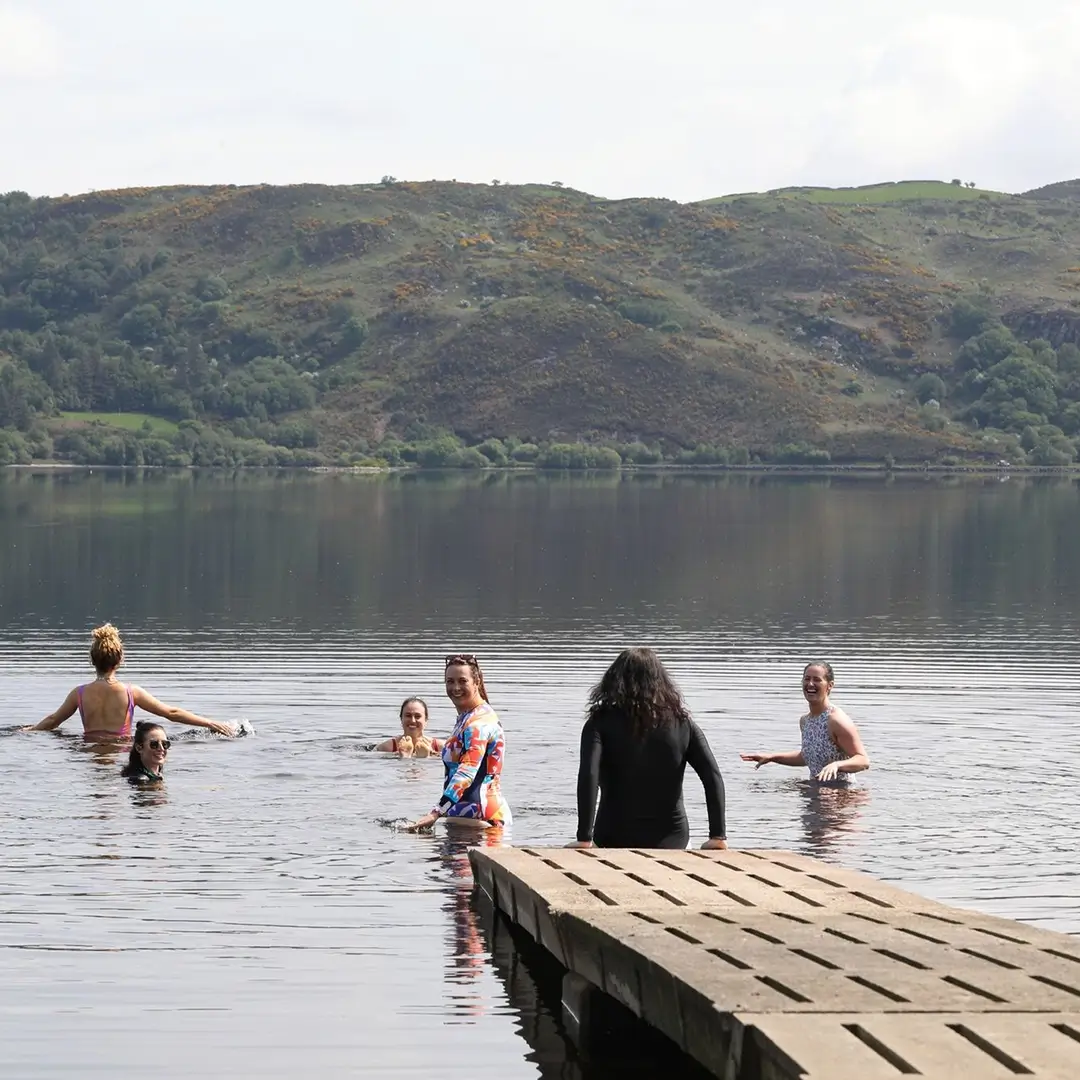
372, 697, 443, 757
403, 654, 510, 832
121, 720, 169, 782
741, 661, 871, 784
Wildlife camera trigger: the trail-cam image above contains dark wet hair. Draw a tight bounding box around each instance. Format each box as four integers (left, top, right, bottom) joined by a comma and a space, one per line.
444, 654, 490, 703
399, 697, 429, 720
121, 721, 166, 778
587, 648, 690, 738
803, 661, 835, 684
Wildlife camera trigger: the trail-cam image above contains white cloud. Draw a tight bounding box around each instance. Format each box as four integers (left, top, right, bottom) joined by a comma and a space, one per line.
803, 7, 1080, 190
0, 6, 59, 78
1, 0, 1078, 199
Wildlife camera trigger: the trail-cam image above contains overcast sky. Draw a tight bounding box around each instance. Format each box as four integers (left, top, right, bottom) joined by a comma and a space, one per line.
2, 0, 1078, 201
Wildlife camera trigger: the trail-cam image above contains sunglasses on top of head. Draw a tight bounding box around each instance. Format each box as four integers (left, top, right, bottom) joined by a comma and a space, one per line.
445, 654, 478, 667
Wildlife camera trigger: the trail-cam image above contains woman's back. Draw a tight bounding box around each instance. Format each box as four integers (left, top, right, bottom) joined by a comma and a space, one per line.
578, 705, 725, 848
76, 680, 135, 736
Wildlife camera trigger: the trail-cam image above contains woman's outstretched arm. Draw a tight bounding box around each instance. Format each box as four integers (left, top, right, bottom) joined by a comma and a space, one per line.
740, 748, 806, 769
687, 720, 727, 848
27, 689, 79, 731
131, 686, 236, 736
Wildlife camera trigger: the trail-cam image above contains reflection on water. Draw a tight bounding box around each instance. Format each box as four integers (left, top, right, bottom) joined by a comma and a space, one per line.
796, 783, 872, 859
1, 470, 1079, 1078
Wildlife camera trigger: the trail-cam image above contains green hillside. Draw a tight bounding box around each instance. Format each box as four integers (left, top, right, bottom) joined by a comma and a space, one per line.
2, 177, 1080, 468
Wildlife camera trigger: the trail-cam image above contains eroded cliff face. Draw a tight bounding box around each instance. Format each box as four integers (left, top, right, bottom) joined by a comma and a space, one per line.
1003, 309, 1080, 348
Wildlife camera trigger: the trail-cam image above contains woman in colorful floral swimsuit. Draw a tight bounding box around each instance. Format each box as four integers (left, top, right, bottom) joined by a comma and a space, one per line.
405, 654, 510, 831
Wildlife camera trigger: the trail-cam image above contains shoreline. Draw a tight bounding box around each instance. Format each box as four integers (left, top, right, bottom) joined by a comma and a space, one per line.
4, 461, 1079, 478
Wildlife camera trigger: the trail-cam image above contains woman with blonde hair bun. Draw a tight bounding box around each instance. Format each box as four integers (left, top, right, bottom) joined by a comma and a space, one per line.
27, 623, 237, 739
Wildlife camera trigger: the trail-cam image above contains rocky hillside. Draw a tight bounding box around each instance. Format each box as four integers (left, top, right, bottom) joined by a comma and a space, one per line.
2, 177, 1080, 466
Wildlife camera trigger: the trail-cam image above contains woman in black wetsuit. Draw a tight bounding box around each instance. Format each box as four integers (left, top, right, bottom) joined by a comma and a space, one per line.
570, 648, 728, 850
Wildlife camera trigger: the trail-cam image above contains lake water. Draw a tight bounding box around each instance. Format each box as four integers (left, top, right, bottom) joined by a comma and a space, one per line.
1, 468, 1078, 1078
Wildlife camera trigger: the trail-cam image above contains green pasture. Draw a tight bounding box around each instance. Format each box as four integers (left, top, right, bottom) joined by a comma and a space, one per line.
58, 411, 179, 436
710, 180, 1005, 205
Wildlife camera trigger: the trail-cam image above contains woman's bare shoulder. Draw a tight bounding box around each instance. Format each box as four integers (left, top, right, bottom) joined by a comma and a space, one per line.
827, 704, 856, 727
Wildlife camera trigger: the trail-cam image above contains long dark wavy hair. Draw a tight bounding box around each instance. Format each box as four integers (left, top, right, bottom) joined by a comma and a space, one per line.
121, 721, 166, 778
586, 648, 690, 738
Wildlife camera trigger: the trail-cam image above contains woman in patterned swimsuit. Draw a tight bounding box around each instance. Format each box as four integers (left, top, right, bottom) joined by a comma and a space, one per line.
741, 661, 870, 784
27, 623, 236, 739
405, 654, 510, 831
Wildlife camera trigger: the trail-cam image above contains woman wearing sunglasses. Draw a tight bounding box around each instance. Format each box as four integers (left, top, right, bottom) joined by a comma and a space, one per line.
405, 654, 511, 832
26, 623, 236, 739
121, 721, 171, 783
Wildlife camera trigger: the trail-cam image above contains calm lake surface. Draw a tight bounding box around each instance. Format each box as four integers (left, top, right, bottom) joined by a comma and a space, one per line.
1, 468, 1078, 1078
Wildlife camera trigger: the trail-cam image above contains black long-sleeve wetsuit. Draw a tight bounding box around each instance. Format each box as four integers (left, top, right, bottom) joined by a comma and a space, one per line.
575, 706, 727, 848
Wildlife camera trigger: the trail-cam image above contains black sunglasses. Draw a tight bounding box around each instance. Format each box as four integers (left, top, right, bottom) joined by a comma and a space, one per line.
147, 739, 171, 752
445, 653, 478, 667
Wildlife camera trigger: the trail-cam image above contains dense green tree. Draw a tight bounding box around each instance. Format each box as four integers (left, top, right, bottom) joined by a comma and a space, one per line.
119, 303, 170, 346
476, 438, 508, 465
194, 275, 229, 301
948, 296, 997, 341
912, 372, 947, 404
955, 327, 1022, 373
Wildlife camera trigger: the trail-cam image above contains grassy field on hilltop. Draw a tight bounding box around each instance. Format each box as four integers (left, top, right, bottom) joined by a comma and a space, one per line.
711, 180, 1003, 204
2, 175, 1080, 468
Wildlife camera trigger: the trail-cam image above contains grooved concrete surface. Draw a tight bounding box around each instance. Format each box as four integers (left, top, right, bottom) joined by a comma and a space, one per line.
469, 846, 1080, 1079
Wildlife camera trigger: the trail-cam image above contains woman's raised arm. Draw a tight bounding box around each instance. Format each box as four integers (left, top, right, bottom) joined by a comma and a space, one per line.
131, 686, 236, 736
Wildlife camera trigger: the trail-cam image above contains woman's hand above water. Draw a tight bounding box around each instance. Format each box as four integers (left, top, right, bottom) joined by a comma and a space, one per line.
404, 811, 438, 833
700, 837, 728, 850
565, 839, 593, 849
740, 752, 772, 769
816, 761, 842, 782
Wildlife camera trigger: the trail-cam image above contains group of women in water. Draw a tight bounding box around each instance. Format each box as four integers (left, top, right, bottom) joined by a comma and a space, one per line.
23, 626, 870, 845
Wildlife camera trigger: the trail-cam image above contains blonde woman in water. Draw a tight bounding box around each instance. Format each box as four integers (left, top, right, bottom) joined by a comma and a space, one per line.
27, 624, 237, 738
741, 661, 869, 783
